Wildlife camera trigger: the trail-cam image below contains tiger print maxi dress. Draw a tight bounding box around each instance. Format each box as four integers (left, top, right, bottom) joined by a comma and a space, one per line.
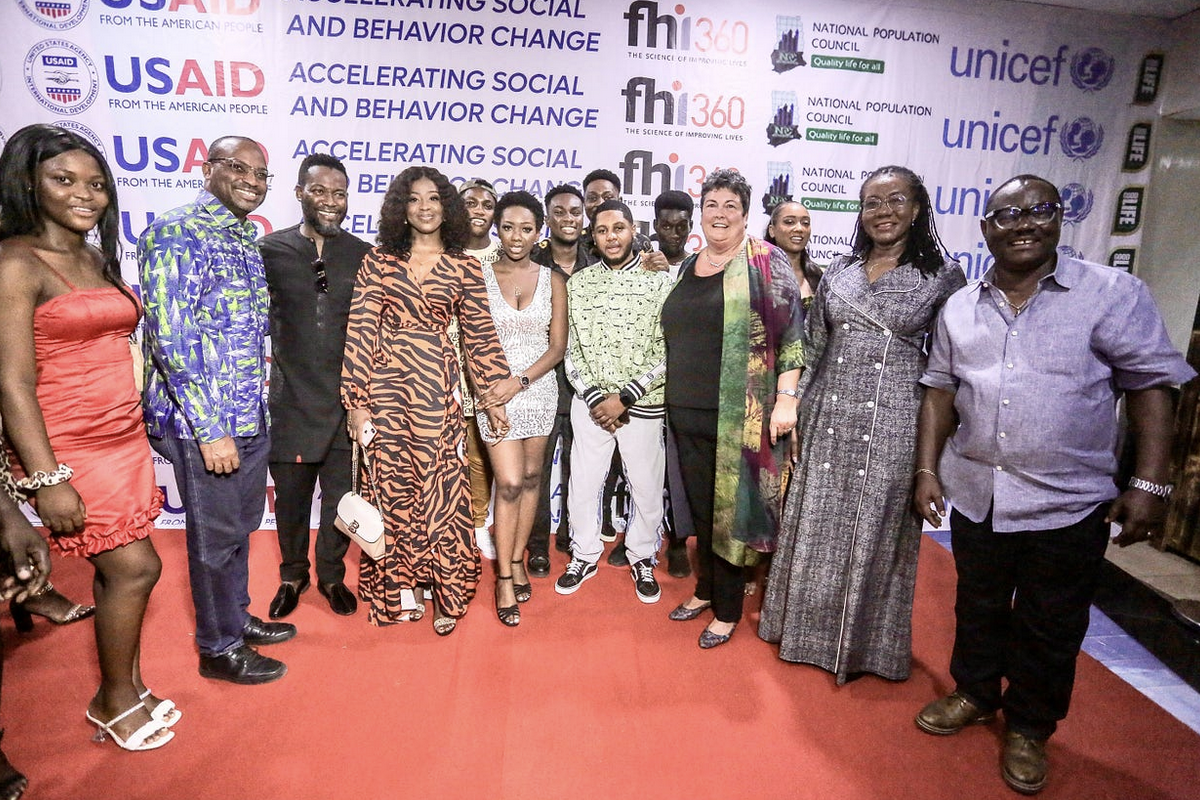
341, 248, 510, 625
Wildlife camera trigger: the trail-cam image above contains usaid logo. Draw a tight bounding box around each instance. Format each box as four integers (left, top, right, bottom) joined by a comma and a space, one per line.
24, 39, 100, 115
761, 162, 794, 214
1070, 47, 1115, 92
767, 91, 802, 147
1060, 116, 1103, 160
1059, 183, 1093, 225
53, 119, 107, 156
18, 0, 89, 30
771, 15, 804, 73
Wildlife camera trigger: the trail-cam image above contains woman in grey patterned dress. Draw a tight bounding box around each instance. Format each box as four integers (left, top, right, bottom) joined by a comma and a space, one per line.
476, 191, 567, 625
759, 166, 966, 683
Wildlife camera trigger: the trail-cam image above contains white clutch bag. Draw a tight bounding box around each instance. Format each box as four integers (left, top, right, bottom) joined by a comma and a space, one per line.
334, 443, 387, 561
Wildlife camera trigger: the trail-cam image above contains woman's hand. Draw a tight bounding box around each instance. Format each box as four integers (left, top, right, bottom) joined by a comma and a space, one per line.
485, 405, 510, 439
769, 396, 798, 446
35, 482, 87, 536
479, 377, 521, 408
0, 512, 51, 602
348, 408, 374, 446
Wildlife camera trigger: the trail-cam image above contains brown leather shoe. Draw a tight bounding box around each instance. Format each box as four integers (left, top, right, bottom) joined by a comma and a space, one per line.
915, 692, 996, 735
1001, 731, 1048, 795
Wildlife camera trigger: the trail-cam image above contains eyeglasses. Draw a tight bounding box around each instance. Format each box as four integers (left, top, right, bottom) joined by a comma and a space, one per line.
983, 202, 1062, 229
208, 157, 273, 186
311, 258, 328, 293
860, 195, 910, 215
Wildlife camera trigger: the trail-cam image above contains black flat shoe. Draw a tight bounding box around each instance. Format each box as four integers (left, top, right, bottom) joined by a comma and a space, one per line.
199, 645, 287, 685
527, 552, 551, 578
699, 622, 737, 649
495, 576, 520, 627
318, 582, 357, 616
243, 615, 296, 646
668, 600, 711, 621
268, 577, 310, 619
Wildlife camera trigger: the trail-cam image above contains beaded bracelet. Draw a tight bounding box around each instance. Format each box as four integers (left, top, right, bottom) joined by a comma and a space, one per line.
15, 463, 74, 492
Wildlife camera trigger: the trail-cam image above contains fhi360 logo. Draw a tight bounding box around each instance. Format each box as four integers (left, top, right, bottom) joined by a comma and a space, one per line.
19, 0, 89, 30
24, 39, 99, 115
624, 2, 749, 55
949, 41, 1114, 92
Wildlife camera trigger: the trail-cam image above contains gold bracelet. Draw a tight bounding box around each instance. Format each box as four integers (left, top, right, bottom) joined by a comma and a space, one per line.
914, 468, 938, 480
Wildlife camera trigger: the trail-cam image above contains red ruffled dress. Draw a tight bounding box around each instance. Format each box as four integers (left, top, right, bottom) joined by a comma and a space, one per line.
8, 279, 162, 557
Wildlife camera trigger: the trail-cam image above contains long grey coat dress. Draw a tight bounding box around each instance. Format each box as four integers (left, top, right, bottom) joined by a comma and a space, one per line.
758, 254, 965, 683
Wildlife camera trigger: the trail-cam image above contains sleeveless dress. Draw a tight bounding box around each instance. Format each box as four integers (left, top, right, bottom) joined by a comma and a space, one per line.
476, 263, 556, 442
7, 272, 162, 557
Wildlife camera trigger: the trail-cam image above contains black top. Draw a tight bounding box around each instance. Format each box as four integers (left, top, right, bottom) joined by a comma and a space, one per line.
259, 224, 371, 461
532, 239, 598, 415
661, 268, 724, 410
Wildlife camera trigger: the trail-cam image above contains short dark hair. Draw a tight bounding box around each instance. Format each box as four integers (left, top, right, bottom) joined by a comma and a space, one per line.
544, 183, 584, 209
377, 166, 468, 257
297, 152, 347, 186
699, 168, 751, 217
654, 190, 694, 218
592, 199, 634, 224
494, 190, 545, 230
850, 165, 948, 275
583, 168, 621, 194
986, 174, 1062, 211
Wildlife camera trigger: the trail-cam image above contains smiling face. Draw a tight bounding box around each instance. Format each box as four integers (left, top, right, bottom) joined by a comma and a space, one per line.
547, 192, 585, 245
981, 178, 1061, 276
203, 138, 268, 219
496, 205, 539, 263
592, 208, 635, 267
406, 177, 444, 235
653, 208, 692, 260
35, 149, 109, 236
296, 165, 348, 237
700, 187, 747, 250
767, 201, 812, 256
462, 186, 496, 241
859, 172, 919, 249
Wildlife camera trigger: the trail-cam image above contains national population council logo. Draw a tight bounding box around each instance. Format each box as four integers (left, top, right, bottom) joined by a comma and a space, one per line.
762, 162, 795, 214
1060, 117, 1104, 160
1070, 47, 1115, 92
18, 0, 89, 31
771, 16, 805, 73
1059, 183, 1094, 225
767, 91, 803, 147
24, 39, 99, 115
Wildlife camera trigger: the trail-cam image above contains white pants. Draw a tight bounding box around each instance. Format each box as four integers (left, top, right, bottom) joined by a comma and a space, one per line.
566, 397, 665, 564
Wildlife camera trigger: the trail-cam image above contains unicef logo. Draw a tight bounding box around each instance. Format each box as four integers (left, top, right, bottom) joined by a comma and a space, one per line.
1070, 47, 1115, 92
1057, 245, 1085, 260
24, 39, 99, 115
18, 0, 89, 31
53, 119, 106, 156
1059, 183, 1093, 226
1060, 117, 1104, 160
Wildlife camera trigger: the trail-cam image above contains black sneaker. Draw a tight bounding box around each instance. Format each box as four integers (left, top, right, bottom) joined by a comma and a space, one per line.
554, 558, 598, 595
630, 559, 661, 604
606, 544, 629, 567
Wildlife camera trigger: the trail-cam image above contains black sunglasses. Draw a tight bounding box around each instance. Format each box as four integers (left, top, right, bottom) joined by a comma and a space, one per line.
311, 258, 328, 293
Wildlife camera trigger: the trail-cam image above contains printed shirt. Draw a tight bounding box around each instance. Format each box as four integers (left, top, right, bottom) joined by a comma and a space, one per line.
920, 256, 1195, 532
564, 251, 672, 417
139, 190, 270, 443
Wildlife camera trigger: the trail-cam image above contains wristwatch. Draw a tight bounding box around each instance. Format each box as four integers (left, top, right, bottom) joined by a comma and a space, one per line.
517, 373, 530, 391
1129, 476, 1173, 500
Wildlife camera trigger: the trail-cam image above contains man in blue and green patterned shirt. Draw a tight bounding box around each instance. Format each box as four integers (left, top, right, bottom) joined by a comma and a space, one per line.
140, 136, 294, 686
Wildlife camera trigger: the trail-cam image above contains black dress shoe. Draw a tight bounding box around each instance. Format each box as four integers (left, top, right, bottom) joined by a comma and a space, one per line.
318, 582, 357, 616
666, 543, 692, 578
243, 615, 297, 646
268, 577, 310, 620
199, 644, 287, 685
527, 552, 551, 578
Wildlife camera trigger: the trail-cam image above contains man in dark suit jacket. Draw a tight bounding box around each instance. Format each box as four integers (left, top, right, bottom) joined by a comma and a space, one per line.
259, 153, 370, 618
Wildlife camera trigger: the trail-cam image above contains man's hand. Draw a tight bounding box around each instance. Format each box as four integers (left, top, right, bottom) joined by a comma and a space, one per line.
0, 511, 51, 602
912, 472, 947, 528
641, 250, 670, 273
1107, 489, 1168, 547
199, 435, 240, 474
590, 394, 628, 433
35, 483, 87, 535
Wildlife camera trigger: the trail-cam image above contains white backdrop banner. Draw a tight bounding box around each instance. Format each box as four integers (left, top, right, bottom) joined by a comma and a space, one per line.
2, 0, 1167, 528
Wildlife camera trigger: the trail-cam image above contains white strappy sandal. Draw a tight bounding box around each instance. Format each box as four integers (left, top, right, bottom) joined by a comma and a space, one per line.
140, 689, 181, 727
86, 704, 174, 751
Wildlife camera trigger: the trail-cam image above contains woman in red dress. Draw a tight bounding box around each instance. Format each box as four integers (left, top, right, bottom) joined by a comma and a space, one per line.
0, 125, 173, 751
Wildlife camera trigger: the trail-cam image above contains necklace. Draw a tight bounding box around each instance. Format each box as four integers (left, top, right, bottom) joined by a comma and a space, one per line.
1005, 296, 1031, 316
704, 249, 734, 270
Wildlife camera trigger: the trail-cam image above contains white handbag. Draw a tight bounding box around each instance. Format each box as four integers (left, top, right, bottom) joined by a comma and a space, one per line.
334, 443, 387, 561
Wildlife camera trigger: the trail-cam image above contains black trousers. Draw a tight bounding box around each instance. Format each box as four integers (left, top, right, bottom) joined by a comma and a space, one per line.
949, 504, 1110, 740
269, 450, 353, 585
669, 405, 743, 623
530, 410, 573, 555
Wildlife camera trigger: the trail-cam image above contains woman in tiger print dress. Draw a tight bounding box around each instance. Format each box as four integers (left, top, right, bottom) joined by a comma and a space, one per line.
342, 166, 512, 632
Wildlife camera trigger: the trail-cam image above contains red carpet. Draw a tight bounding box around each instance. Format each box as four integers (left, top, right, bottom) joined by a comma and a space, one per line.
3, 531, 1198, 799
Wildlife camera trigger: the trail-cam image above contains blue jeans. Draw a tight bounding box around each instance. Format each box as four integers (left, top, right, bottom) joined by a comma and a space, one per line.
151, 434, 270, 657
